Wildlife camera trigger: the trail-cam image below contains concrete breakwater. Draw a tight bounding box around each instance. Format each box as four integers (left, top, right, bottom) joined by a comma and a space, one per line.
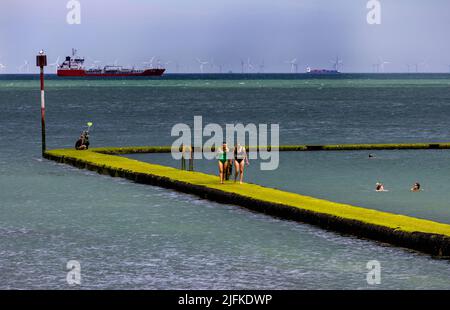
44, 147, 450, 257
91, 142, 450, 155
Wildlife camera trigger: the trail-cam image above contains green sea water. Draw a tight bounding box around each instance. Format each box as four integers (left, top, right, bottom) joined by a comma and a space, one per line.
0, 74, 449, 289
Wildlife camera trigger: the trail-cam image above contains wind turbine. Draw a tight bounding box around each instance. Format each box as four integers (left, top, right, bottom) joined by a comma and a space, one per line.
406, 63, 412, 73
419, 60, 429, 73
209, 58, 216, 72
378, 58, 390, 73
143, 56, 155, 68
48, 57, 60, 69
0, 56, 5, 72
285, 58, 298, 73
246, 58, 255, 72
154, 58, 165, 68
87, 57, 101, 69
413, 60, 428, 73
196, 58, 209, 73
258, 59, 265, 73
0, 55, 5, 71
19, 60, 30, 73
240, 59, 245, 74
372, 63, 380, 73
330, 56, 343, 72
210, 58, 222, 73
162, 60, 171, 70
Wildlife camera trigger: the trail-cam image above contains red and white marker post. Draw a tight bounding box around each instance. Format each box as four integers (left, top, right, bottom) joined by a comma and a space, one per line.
36, 50, 47, 156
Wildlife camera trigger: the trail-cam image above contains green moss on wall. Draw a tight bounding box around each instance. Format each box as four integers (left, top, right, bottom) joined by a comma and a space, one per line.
44, 148, 450, 257
89, 142, 450, 155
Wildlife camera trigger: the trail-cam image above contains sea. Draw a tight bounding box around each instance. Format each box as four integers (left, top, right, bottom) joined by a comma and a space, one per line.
0, 73, 449, 289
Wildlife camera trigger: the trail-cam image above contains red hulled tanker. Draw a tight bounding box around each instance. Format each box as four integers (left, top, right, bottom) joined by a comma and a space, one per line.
57, 49, 165, 77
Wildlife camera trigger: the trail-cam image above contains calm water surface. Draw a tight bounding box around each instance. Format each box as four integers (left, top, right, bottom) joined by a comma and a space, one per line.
0, 74, 449, 289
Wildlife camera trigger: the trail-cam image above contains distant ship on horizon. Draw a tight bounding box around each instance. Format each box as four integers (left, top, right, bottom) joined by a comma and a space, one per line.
305, 56, 342, 74
306, 67, 340, 74
57, 49, 165, 77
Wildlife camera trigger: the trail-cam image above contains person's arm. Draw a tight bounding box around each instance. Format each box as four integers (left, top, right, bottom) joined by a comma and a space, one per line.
216, 147, 222, 159
244, 148, 249, 165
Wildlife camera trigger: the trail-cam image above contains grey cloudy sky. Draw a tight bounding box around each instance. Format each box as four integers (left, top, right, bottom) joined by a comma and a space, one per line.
1, 0, 449, 73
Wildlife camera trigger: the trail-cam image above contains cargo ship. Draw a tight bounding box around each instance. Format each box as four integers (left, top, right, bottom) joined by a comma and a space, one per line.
306, 67, 340, 74
57, 49, 165, 77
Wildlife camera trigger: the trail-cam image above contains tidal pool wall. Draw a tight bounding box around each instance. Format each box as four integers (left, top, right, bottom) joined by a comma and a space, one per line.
44, 147, 450, 258
92, 142, 450, 154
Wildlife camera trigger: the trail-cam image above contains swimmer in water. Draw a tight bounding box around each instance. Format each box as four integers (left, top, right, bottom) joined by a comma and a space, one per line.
375, 182, 386, 192
368, 153, 375, 159
411, 182, 421, 192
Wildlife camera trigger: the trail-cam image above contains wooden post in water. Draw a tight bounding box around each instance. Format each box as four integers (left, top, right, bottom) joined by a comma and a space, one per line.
188, 146, 194, 171
36, 50, 47, 156
181, 144, 186, 170
181, 145, 194, 171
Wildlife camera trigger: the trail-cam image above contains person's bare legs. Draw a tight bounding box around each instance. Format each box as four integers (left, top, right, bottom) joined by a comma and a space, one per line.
234, 160, 239, 182
218, 161, 224, 184
223, 161, 229, 182
239, 160, 245, 184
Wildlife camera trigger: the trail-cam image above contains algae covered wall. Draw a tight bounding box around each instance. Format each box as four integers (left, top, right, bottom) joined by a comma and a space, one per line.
44, 148, 450, 258
90, 142, 450, 155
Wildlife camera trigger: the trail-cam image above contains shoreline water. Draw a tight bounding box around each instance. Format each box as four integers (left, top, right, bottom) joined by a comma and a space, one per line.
2, 74, 450, 289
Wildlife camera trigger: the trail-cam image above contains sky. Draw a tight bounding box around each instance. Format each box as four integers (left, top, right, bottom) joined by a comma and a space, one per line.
1, 0, 450, 73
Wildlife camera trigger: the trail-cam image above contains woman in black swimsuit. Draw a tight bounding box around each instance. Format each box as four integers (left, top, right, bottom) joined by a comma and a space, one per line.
233, 144, 249, 184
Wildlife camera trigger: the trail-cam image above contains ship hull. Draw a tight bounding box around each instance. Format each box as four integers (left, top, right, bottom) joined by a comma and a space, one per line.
307, 69, 340, 74
57, 68, 165, 77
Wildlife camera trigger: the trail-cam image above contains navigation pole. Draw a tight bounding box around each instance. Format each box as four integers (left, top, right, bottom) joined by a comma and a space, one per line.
36, 50, 47, 156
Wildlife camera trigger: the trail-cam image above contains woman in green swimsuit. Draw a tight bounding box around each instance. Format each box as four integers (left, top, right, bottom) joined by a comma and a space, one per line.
217, 142, 229, 184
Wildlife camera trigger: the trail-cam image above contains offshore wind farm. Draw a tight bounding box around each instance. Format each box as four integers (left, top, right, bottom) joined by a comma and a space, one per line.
1, 53, 449, 75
